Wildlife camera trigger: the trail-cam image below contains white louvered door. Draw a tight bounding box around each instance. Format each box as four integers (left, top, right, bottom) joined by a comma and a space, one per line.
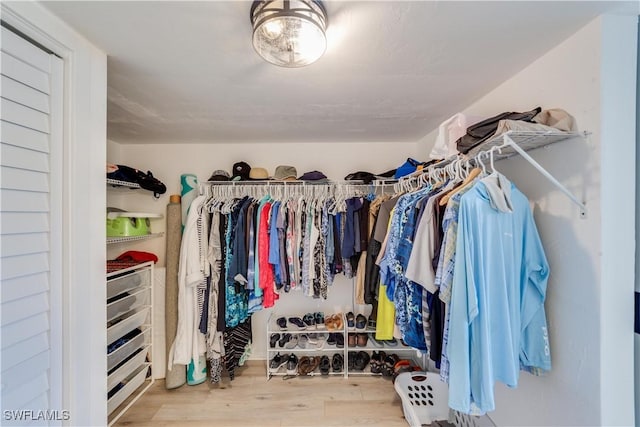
1, 25, 64, 425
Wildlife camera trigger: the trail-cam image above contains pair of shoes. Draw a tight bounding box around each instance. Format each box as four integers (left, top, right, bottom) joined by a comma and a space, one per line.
348, 333, 357, 347
332, 353, 344, 372
347, 351, 357, 371
370, 351, 387, 374
269, 353, 288, 372
353, 351, 370, 371
325, 314, 344, 331
355, 314, 367, 330
319, 355, 331, 375
298, 356, 320, 375
288, 317, 306, 330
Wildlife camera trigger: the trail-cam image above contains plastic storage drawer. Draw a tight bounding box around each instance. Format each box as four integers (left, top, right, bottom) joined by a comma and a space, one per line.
107, 365, 149, 415
107, 327, 149, 371
107, 346, 149, 390
107, 288, 149, 322
107, 307, 149, 345
107, 268, 150, 299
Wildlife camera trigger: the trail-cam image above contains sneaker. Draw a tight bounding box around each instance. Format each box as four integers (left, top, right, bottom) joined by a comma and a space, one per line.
303, 313, 316, 329
327, 333, 337, 346
331, 353, 344, 372
368, 333, 384, 348
286, 354, 299, 375
269, 353, 287, 372
315, 312, 325, 329
346, 312, 355, 330
355, 314, 367, 330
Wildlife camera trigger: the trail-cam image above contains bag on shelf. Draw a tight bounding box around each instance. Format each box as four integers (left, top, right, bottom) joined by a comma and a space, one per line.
455, 106, 541, 154
107, 164, 167, 198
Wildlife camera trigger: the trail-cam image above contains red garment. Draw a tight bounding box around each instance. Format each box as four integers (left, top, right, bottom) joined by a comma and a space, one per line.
258, 202, 277, 308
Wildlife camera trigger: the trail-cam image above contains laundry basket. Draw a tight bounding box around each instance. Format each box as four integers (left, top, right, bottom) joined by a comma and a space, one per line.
394, 371, 450, 426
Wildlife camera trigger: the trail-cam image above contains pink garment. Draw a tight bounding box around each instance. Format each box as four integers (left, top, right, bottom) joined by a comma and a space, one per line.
258, 202, 277, 307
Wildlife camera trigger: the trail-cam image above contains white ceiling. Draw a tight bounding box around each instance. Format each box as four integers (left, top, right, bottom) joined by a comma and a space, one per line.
42, 1, 633, 144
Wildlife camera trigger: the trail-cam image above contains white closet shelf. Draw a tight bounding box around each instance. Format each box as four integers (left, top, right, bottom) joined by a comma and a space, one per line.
466, 130, 588, 159
107, 233, 164, 245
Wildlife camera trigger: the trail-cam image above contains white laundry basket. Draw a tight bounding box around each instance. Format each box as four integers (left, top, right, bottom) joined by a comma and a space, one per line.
394, 371, 450, 426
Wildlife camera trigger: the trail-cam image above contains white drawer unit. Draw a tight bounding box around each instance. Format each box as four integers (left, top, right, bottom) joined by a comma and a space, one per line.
106, 261, 154, 424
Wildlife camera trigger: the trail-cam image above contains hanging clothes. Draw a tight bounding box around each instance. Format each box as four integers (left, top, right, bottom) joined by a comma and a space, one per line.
446, 174, 551, 414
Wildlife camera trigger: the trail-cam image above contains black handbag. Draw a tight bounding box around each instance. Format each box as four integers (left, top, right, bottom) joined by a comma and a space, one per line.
456, 107, 541, 154
108, 164, 166, 198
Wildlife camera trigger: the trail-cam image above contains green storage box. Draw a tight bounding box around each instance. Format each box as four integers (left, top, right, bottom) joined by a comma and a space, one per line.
106, 211, 162, 237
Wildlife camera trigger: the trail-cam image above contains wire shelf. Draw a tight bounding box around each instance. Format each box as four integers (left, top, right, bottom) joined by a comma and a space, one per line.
466, 130, 586, 160
107, 178, 141, 189
107, 233, 164, 245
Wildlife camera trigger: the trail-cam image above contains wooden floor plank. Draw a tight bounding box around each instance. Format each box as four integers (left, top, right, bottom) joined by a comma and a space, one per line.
113, 365, 409, 427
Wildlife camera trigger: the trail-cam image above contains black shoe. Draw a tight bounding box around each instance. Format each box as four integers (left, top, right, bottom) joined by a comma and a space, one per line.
327, 333, 337, 346
278, 333, 291, 348
347, 351, 357, 371
288, 317, 306, 329
269, 333, 280, 348
269, 353, 287, 372
331, 353, 344, 372
303, 313, 316, 329
355, 314, 367, 330
354, 351, 371, 371
319, 355, 331, 375
276, 317, 287, 329
315, 312, 325, 328
286, 354, 299, 375
336, 334, 344, 348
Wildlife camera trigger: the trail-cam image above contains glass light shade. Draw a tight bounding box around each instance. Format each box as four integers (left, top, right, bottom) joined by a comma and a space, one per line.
251, 0, 328, 68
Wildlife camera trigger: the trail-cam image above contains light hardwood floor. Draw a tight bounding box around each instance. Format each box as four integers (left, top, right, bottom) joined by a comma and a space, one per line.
112, 361, 409, 427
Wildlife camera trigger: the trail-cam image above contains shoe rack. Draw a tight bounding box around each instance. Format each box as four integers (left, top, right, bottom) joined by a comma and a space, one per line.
266, 312, 348, 379
266, 312, 422, 378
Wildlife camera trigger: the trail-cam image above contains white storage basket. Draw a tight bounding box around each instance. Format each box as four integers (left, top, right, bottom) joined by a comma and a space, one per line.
394, 371, 450, 426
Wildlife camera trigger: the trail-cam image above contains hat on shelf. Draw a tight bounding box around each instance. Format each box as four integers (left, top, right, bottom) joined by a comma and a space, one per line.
249, 167, 270, 180
273, 165, 298, 181
232, 161, 251, 181
298, 170, 328, 182
344, 171, 376, 184
208, 170, 231, 182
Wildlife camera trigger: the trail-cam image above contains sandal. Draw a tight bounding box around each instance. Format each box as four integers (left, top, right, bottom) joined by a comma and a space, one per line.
331, 353, 344, 372
298, 356, 312, 375
269, 353, 287, 372
269, 333, 280, 348
370, 351, 382, 374
278, 333, 291, 348
276, 317, 287, 329
382, 354, 399, 377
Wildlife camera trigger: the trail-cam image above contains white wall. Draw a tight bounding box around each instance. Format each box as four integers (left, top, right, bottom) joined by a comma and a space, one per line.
635, 15, 640, 427
2, 2, 107, 426
418, 15, 637, 427
113, 140, 419, 359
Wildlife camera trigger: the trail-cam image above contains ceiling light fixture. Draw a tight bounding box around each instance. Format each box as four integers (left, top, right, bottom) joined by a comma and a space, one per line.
250, 0, 328, 68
